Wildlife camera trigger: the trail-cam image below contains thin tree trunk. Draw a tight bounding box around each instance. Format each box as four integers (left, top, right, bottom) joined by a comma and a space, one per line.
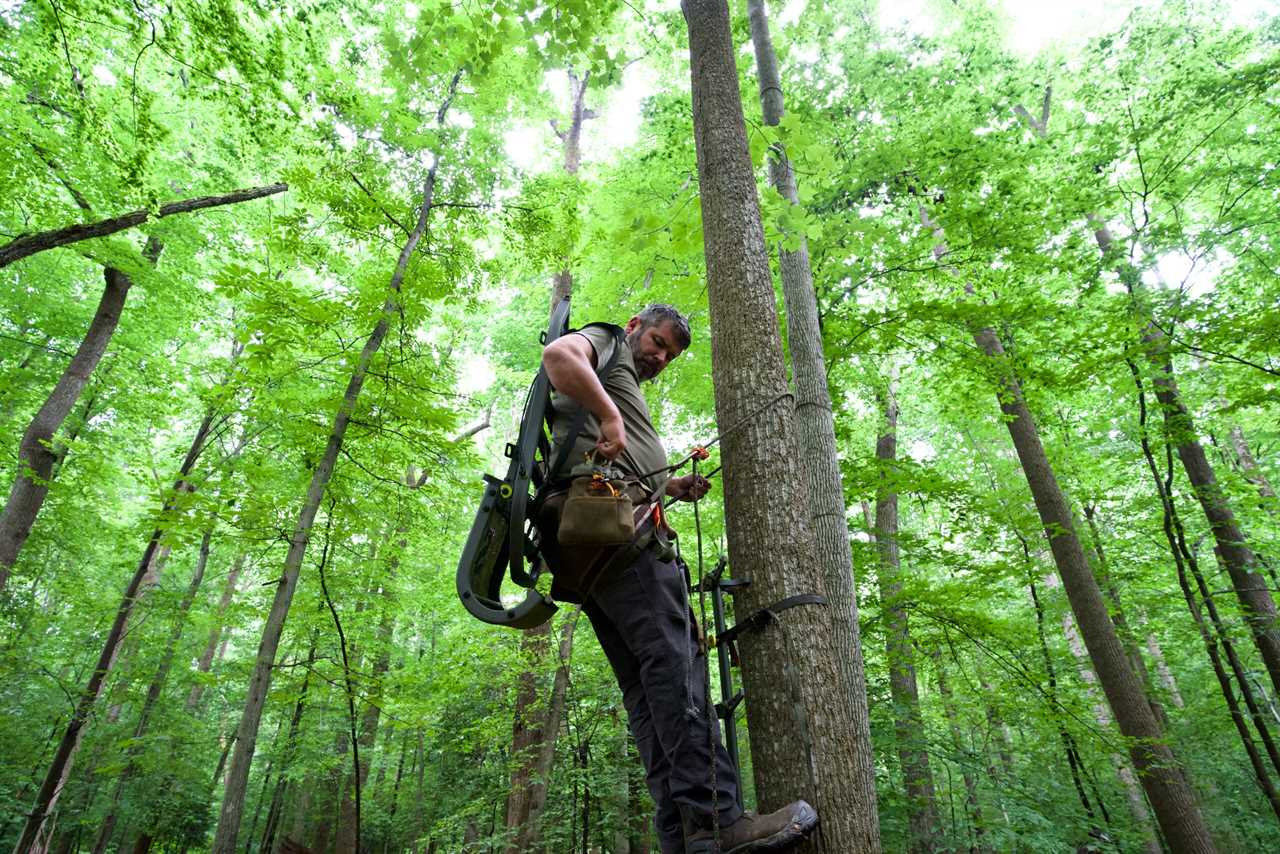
12, 411, 217, 853
1146, 630, 1186, 709
516, 608, 580, 853
338, 591, 396, 853
921, 206, 1215, 851
209, 76, 457, 850
1082, 504, 1169, 728
683, 2, 880, 849
503, 621, 550, 854
94, 530, 213, 854
746, 5, 880, 842
1131, 363, 1280, 818
262, 632, 318, 854
1229, 426, 1278, 512
0, 183, 287, 269
931, 650, 989, 854
187, 553, 247, 711
870, 377, 942, 853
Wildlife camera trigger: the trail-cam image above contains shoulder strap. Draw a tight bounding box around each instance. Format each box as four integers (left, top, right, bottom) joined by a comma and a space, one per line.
547, 324, 625, 482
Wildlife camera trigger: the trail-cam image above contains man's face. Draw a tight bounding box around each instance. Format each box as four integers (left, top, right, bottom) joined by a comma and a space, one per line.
624, 318, 685, 381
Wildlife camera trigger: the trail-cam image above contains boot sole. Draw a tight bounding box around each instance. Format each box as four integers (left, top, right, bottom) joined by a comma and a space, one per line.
723, 800, 819, 854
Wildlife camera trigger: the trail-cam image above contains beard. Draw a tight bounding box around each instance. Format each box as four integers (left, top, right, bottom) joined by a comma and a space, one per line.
626, 328, 660, 381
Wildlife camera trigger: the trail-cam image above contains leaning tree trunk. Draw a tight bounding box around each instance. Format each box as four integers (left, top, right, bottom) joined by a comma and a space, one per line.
682, 1, 881, 849
746, 4, 880, 843
870, 377, 942, 853
1229, 426, 1278, 514
13, 410, 217, 853
1016, 90, 1280, 707
1050, 574, 1163, 854
93, 531, 213, 854
919, 207, 1215, 851
0, 181, 285, 589
209, 97, 454, 849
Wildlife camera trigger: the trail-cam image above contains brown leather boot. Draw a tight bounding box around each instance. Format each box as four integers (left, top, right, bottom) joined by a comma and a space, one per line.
684, 800, 818, 854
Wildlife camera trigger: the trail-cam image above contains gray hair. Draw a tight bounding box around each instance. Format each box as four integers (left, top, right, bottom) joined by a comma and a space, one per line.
635, 303, 691, 349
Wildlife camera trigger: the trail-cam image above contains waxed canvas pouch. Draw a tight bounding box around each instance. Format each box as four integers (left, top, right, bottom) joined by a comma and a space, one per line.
558, 475, 635, 546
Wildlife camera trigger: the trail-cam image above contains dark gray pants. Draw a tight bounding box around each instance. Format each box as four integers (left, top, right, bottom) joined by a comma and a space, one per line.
584, 549, 742, 854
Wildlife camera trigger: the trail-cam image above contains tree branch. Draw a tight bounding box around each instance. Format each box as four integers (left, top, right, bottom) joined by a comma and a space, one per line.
0, 182, 288, 269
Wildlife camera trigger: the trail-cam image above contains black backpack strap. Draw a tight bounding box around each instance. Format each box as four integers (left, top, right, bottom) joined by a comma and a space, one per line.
547, 323, 625, 483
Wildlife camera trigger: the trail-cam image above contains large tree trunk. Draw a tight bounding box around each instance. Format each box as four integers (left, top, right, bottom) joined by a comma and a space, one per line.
682, 2, 880, 849
514, 608, 580, 853
746, 4, 880, 843
13, 410, 217, 853
187, 552, 246, 710
209, 102, 453, 849
93, 530, 213, 854
505, 69, 594, 854
0, 183, 287, 269
869, 378, 941, 852
918, 208, 1214, 851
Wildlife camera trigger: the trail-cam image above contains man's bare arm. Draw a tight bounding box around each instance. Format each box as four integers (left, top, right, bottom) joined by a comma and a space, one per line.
542, 334, 627, 460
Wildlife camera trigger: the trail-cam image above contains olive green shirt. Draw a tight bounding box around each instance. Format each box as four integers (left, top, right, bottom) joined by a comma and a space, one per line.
549, 325, 668, 493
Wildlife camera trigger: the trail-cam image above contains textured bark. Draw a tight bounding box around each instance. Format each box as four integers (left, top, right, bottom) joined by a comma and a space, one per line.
13, 411, 216, 853
918, 209, 1214, 851
0, 182, 287, 269
871, 378, 941, 853
187, 553, 246, 711
94, 530, 213, 854
747, 4, 880, 843
683, 2, 879, 849
514, 608, 579, 853
209, 108, 451, 850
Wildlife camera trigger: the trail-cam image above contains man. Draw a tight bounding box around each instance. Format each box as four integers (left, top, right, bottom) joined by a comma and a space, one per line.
540, 304, 817, 854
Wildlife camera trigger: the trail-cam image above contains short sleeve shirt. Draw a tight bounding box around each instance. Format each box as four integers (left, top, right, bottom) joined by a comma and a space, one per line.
549, 325, 668, 492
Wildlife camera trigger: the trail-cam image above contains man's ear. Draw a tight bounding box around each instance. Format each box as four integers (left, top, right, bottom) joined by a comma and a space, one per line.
624, 317, 642, 334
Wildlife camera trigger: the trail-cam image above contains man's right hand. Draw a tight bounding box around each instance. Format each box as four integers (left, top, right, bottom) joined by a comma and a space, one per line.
595, 412, 627, 460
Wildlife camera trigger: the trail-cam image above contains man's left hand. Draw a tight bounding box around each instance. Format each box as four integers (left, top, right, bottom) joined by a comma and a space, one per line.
667, 473, 711, 502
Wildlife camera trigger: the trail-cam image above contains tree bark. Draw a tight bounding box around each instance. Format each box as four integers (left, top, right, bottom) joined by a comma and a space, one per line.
0, 183, 287, 269
12, 410, 217, 853
683, 2, 880, 849
870, 377, 942, 853
209, 107, 451, 850
919, 207, 1215, 851
187, 552, 247, 711
746, 4, 880, 842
